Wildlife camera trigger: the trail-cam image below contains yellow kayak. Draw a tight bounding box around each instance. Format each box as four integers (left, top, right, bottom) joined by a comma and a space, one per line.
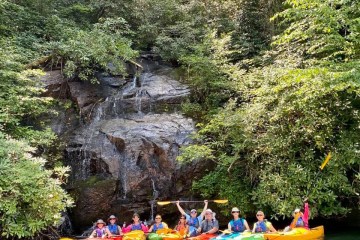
123, 230, 146, 240
263, 226, 324, 240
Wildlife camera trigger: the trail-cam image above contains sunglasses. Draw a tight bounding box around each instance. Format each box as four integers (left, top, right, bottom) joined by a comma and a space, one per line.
155, 218, 161, 219
180, 218, 185, 219
256, 214, 264, 216
191, 211, 197, 214
232, 211, 240, 213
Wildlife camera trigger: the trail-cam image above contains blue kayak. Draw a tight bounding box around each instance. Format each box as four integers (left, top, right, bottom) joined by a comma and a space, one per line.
210, 232, 264, 240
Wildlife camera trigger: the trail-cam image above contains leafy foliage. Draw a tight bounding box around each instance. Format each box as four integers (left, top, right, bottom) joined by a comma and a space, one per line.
43, 18, 138, 82
177, 0, 360, 218
0, 133, 73, 238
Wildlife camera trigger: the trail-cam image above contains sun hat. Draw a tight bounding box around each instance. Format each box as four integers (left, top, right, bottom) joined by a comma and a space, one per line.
205, 209, 213, 214
108, 215, 118, 221
231, 207, 240, 212
96, 219, 106, 225
294, 208, 301, 213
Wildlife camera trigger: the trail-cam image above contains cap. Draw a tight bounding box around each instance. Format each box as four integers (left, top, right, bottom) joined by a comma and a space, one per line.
294, 208, 300, 213
231, 207, 240, 212
96, 219, 106, 225
190, 209, 197, 213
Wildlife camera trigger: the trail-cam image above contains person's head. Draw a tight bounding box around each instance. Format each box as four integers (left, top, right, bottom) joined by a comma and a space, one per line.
133, 213, 140, 223
205, 209, 213, 220
231, 207, 240, 219
292, 208, 303, 217
178, 214, 187, 225
190, 209, 197, 217
256, 211, 265, 221
155, 214, 162, 223
108, 215, 118, 224
96, 219, 106, 228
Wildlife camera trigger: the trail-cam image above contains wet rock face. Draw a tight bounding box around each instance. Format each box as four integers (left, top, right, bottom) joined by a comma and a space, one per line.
52, 59, 208, 231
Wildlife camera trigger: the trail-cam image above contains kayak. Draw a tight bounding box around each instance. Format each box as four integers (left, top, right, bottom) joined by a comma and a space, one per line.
187, 233, 218, 240
60, 236, 122, 240
148, 232, 164, 240
59, 236, 122, 240
148, 229, 183, 240
263, 226, 324, 240
211, 232, 264, 240
123, 230, 146, 240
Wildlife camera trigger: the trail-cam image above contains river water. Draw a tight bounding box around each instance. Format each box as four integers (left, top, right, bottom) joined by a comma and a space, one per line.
325, 230, 360, 240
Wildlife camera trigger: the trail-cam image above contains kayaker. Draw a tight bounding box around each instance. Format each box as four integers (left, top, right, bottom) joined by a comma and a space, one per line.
252, 211, 277, 233
227, 207, 250, 232
174, 214, 189, 236
197, 209, 219, 234
122, 213, 149, 233
107, 215, 123, 236
148, 214, 169, 232
176, 200, 208, 236
89, 219, 111, 238
284, 198, 309, 232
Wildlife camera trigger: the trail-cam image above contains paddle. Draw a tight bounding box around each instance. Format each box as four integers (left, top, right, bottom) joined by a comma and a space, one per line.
305, 152, 332, 198
157, 200, 228, 206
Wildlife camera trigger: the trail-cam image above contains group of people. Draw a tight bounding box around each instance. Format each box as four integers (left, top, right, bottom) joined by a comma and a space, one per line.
89, 200, 309, 238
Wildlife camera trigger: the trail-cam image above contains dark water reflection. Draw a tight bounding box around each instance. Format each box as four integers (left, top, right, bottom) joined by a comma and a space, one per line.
325, 229, 360, 240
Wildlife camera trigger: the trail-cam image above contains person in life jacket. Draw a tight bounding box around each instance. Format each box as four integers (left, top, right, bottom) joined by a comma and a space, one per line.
227, 207, 250, 233
251, 211, 277, 233
148, 214, 169, 232
122, 213, 149, 233
89, 219, 111, 238
174, 214, 189, 237
284, 198, 310, 232
176, 200, 208, 237
107, 215, 123, 236
197, 209, 219, 235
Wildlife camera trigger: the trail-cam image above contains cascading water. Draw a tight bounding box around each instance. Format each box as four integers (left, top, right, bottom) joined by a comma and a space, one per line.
61, 56, 204, 230
150, 178, 159, 221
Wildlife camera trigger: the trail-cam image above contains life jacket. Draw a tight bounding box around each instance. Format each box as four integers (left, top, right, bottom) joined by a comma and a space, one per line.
201, 219, 217, 233
188, 217, 200, 228
95, 227, 107, 237
295, 217, 305, 227
254, 221, 267, 233
108, 224, 120, 235
230, 218, 245, 233
152, 222, 164, 232
131, 223, 143, 231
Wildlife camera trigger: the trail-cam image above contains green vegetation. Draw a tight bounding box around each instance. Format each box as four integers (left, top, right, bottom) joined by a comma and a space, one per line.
1, 0, 360, 237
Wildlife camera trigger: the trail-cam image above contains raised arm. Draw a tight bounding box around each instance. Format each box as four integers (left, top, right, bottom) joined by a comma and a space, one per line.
199, 200, 209, 219
176, 201, 186, 215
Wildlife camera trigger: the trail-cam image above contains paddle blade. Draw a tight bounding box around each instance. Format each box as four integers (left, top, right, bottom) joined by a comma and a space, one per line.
320, 152, 331, 170
157, 201, 172, 205
213, 199, 228, 204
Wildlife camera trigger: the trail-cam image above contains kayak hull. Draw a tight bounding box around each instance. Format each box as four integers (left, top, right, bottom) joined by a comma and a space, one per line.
263, 226, 324, 240
211, 232, 264, 240
187, 233, 218, 240
123, 230, 146, 240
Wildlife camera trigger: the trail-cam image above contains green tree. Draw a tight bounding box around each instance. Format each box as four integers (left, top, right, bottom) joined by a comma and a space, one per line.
179, 0, 360, 218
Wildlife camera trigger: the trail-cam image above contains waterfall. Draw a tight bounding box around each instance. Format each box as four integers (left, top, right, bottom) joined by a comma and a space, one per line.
150, 178, 159, 221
